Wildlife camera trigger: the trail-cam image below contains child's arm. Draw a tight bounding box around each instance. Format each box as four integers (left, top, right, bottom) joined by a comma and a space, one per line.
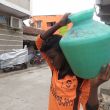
40, 13, 71, 40
86, 64, 110, 110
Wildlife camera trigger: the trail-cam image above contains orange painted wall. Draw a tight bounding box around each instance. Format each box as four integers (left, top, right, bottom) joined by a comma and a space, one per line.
32, 15, 72, 33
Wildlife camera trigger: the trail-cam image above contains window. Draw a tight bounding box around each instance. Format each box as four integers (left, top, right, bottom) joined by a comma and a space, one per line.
0, 15, 8, 25
47, 22, 56, 27
37, 20, 42, 28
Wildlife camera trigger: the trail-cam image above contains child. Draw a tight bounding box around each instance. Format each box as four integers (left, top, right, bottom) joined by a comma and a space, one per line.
36, 13, 110, 110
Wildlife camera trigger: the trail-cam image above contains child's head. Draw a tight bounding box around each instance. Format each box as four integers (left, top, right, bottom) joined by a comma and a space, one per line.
40, 34, 65, 70
40, 34, 62, 53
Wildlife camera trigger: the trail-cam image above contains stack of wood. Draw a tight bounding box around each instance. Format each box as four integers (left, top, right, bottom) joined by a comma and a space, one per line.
96, 0, 110, 25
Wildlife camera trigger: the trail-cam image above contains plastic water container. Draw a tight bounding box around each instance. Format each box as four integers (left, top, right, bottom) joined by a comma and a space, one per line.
60, 9, 110, 79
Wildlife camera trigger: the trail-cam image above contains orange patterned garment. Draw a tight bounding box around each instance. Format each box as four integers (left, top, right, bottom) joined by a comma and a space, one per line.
36, 35, 90, 110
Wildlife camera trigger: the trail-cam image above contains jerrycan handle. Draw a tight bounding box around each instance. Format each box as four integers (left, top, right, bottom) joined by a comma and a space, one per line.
68, 9, 95, 25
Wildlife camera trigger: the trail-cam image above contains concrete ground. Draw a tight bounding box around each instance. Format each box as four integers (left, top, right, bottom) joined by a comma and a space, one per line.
0, 64, 110, 110
0, 64, 51, 110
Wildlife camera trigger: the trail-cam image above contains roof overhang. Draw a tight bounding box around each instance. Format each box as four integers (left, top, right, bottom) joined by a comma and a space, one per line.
23, 26, 45, 36
23, 35, 36, 41
0, 1, 31, 19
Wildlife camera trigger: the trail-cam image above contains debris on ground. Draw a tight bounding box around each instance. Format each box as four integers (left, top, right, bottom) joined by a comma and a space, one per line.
99, 88, 110, 110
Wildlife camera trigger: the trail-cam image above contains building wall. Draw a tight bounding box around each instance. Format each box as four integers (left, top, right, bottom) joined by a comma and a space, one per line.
6, 0, 30, 11
32, 15, 72, 34
0, 15, 23, 54
0, 0, 31, 54
0, 25, 23, 54
32, 15, 62, 30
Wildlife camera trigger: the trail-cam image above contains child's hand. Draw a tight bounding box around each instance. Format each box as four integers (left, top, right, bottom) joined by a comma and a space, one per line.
58, 13, 71, 27
90, 64, 110, 87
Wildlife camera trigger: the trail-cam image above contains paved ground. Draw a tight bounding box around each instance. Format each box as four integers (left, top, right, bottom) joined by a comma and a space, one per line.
0, 64, 110, 110
0, 64, 51, 110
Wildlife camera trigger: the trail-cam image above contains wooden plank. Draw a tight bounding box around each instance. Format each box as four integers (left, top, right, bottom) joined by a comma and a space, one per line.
0, 39, 23, 45
0, 45, 23, 50
23, 35, 36, 41
0, 49, 13, 54
0, 28, 23, 36
0, 34, 23, 41
0, 25, 23, 54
